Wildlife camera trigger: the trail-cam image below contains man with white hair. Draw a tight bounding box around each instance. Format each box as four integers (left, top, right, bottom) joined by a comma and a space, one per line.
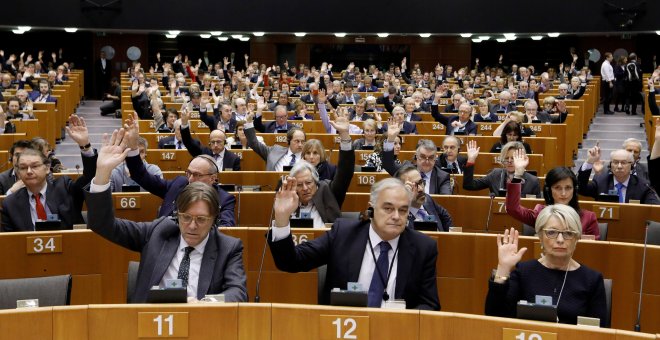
622, 138, 649, 182
578, 145, 659, 204
518, 81, 534, 99
490, 91, 517, 114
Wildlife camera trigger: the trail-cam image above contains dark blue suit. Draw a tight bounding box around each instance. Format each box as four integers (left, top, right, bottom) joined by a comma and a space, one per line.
431, 104, 477, 135
28, 91, 57, 103
268, 218, 440, 310
126, 155, 237, 226
180, 126, 241, 171
254, 115, 293, 133
407, 194, 454, 232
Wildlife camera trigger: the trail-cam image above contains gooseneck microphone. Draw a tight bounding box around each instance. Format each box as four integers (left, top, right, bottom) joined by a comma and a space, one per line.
634, 224, 650, 332
254, 191, 276, 303
485, 192, 496, 233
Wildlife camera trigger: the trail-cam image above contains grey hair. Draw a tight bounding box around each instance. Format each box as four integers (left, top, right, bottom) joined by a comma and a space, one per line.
369, 178, 413, 206
622, 138, 642, 150
500, 141, 525, 163
524, 100, 538, 109
138, 137, 148, 149
416, 139, 437, 154
535, 204, 582, 238
558, 83, 568, 90
289, 160, 319, 184
610, 149, 634, 162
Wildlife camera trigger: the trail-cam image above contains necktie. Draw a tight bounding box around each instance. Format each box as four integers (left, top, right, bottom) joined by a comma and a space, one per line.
177, 141, 182, 149
615, 183, 625, 203
368, 241, 392, 307
289, 154, 297, 166
417, 208, 428, 221
453, 162, 460, 174
34, 193, 47, 221
177, 246, 195, 288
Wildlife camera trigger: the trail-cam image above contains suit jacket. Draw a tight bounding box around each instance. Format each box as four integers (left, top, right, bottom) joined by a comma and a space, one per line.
407, 194, 454, 232
577, 168, 660, 205
632, 162, 649, 183
382, 149, 451, 195
1, 151, 97, 232
0, 169, 17, 195
85, 188, 247, 303
377, 95, 402, 106
310, 149, 355, 222
473, 112, 500, 122
125, 155, 237, 225
180, 126, 241, 171
316, 161, 337, 182
268, 218, 440, 310
380, 121, 418, 135
648, 156, 659, 195
29, 91, 57, 103
431, 104, 477, 135
254, 115, 293, 133
337, 93, 362, 105
489, 103, 517, 114
463, 166, 541, 198
436, 154, 468, 174
157, 136, 185, 149
246, 126, 290, 171
200, 110, 237, 133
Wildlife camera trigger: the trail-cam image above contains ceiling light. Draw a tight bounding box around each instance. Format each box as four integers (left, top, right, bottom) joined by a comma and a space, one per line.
294, 32, 306, 37
12, 29, 24, 34
211, 31, 223, 36
217, 37, 229, 41
507, 36, 517, 41
17, 26, 31, 32
419, 33, 431, 38
478, 35, 491, 40
165, 34, 178, 39
377, 33, 389, 38
168, 30, 180, 35
531, 35, 543, 40
231, 34, 243, 39
334, 33, 347, 37
471, 38, 483, 43
239, 37, 250, 41
460, 33, 472, 38
64, 28, 78, 33
547, 32, 560, 37
657, 31, 660, 35
253, 32, 265, 36
496, 38, 507, 43
200, 34, 211, 38
503, 33, 516, 40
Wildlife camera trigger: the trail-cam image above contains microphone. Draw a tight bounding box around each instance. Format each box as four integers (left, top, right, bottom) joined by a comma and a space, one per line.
485, 192, 496, 233
446, 162, 456, 194
254, 193, 276, 303
634, 224, 649, 332
236, 185, 243, 226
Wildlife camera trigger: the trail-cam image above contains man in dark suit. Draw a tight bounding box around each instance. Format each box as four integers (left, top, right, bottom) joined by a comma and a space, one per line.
28, 79, 57, 103
180, 109, 240, 171
280, 117, 354, 226
380, 106, 418, 135
385, 97, 422, 122
157, 120, 186, 149
431, 101, 477, 136
85, 132, 247, 302
199, 102, 237, 134
578, 146, 659, 204
382, 129, 451, 195
462, 140, 541, 198
337, 83, 362, 105
377, 85, 402, 107
269, 177, 440, 310
489, 91, 517, 114
246, 111, 305, 172
436, 136, 467, 174
443, 94, 463, 113
395, 164, 454, 232
255, 105, 294, 133
1, 115, 96, 231
96, 50, 111, 99
124, 113, 237, 225
0, 140, 35, 195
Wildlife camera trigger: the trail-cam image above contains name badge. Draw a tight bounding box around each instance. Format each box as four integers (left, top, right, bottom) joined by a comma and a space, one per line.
424, 214, 437, 222
346, 282, 364, 292
47, 213, 59, 221
165, 279, 183, 289
300, 211, 311, 219
535, 295, 553, 306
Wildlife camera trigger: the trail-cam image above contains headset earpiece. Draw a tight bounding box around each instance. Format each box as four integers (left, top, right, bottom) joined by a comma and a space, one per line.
367, 207, 374, 218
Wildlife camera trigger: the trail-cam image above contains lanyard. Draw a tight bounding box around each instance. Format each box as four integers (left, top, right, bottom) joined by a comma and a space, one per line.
367, 237, 399, 301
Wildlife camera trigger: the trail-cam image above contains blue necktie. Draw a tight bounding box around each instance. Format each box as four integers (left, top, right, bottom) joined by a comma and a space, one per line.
615, 183, 625, 203
289, 154, 297, 166
417, 208, 428, 221
368, 241, 392, 307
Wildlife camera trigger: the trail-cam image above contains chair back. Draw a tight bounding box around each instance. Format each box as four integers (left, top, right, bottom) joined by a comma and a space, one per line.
0, 274, 72, 309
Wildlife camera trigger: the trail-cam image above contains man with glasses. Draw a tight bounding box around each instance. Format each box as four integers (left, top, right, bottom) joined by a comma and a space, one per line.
432, 98, 477, 136
444, 94, 463, 113
395, 164, 454, 232
85, 129, 247, 303
180, 108, 241, 171
1, 115, 96, 231
123, 113, 236, 225
578, 145, 659, 204
256, 104, 293, 133
200, 103, 237, 134
436, 136, 467, 174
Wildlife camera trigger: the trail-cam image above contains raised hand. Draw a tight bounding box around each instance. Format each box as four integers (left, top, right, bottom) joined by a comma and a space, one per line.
495, 228, 527, 278
65, 115, 90, 147
655, 118, 660, 140
95, 129, 131, 185
466, 140, 480, 162
593, 160, 605, 175
122, 112, 140, 150
317, 88, 327, 103
273, 176, 299, 227
386, 117, 401, 141
586, 142, 601, 164
330, 112, 350, 138
556, 100, 567, 112
180, 106, 191, 126
512, 148, 528, 176
256, 97, 267, 112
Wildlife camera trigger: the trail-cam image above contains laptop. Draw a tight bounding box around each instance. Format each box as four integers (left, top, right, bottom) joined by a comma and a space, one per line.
290, 218, 314, 228
147, 288, 187, 303
121, 184, 140, 192
517, 301, 557, 323
360, 166, 376, 172
360, 145, 375, 151
35, 220, 68, 231
413, 221, 438, 232
597, 193, 619, 203
330, 290, 368, 307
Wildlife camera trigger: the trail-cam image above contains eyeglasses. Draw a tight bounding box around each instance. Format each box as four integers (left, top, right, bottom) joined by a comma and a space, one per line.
500, 157, 514, 164
611, 160, 632, 166
296, 181, 316, 190
543, 229, 577, 240
17, 163, 46, 172
178, 213, 214, 225
417, 154, 436, 162
414, 178, 426, 187
209, 140, 225, 145
185, 170, 215, 179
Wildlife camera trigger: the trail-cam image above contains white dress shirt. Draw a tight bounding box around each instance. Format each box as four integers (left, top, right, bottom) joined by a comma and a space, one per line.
160, 235, 209, 298
271, 224, 399, 308
296, 203, 325, 228
275, 150, 302, 172
600, 60, 614, 82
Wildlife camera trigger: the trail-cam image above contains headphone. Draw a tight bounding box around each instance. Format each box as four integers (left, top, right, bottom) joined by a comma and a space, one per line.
286, 127, 304, 145
367, 207, 374, 218
543, 167, 579, 205
195, 154, 220, 174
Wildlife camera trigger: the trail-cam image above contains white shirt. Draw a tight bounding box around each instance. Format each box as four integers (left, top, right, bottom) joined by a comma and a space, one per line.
600, 60, 614, 82
101, 58, 107, 69
271, 224, 399, 308
160, 235, 209, 299
212, 149, 225, 172
296, 203, 325, 228
275, 150, 301, 172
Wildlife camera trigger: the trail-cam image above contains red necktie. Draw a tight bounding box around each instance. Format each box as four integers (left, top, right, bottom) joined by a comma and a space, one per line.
35, 193, 47, 221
